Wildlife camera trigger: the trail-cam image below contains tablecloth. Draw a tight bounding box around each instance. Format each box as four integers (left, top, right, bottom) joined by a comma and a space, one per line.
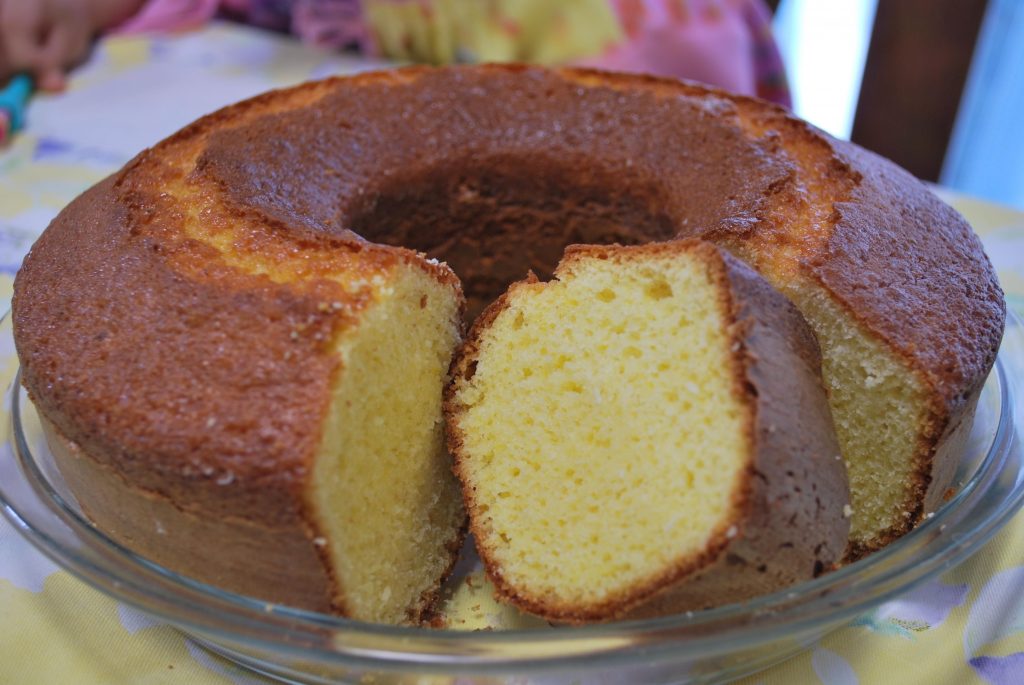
1, 22, 1024, 685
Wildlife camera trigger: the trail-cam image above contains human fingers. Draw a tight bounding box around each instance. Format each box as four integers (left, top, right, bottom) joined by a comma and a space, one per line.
0, 0, 7, 81
35, 20, 91, 91
0, 1, 49, 75
37, 68, 66, 92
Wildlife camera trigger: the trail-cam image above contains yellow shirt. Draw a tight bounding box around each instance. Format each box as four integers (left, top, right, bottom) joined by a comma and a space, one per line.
365, 0, 623, 65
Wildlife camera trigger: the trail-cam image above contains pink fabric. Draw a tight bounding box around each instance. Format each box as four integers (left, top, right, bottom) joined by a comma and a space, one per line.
578, 0, 757, 97
113, 0, 788, 106
119, 1, 373, 52
114, 0, 221, 33
291, 1, 373, 53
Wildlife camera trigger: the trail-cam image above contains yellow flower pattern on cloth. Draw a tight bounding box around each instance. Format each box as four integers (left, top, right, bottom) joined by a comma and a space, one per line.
2, 24, 1024, 685
0, 573, 256, 684
364, 0, 622, 66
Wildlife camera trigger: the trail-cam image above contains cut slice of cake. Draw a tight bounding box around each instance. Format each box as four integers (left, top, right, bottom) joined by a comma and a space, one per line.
445, 240, 850, 622
24, 175, 469, 623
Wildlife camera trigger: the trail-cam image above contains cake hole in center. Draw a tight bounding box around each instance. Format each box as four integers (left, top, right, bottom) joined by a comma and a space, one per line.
349, 155, 676, 322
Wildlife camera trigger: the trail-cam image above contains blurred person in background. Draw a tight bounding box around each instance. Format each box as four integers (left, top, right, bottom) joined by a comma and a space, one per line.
0, 0, 789, 106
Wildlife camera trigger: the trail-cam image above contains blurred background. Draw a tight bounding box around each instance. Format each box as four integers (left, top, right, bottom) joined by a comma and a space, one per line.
1, 0, 1021, 212
774, 0, 1022, 210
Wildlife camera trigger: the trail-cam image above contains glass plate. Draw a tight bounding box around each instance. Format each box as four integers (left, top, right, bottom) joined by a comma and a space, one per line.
2, 311, 1024, 685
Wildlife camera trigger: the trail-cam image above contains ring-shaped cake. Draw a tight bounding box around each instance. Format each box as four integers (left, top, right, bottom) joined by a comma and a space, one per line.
12, 65, 1004, 623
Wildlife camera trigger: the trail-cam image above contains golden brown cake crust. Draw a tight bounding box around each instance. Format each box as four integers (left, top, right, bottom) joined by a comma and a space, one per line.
13, 124, 462, 617
814, 140, 1004, 553
820, 139, 1004, 405
185, 63, 1003, 415
194, 66, 796, 321
446, 241, 850, 622
12, 172, 456, 523
12, 64, 1003, 612
43, 418, 338, 613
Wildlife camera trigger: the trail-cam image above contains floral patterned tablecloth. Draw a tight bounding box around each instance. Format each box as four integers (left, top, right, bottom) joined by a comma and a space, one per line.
1, 22, 1024, 685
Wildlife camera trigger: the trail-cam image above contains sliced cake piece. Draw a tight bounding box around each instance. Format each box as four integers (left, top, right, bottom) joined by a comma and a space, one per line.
23, 179, 469, 623
446, 240, 850, 622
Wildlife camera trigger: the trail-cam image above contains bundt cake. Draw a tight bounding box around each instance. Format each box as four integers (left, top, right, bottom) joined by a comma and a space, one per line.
12, 65, 1004, 622
446, 241, 850, 621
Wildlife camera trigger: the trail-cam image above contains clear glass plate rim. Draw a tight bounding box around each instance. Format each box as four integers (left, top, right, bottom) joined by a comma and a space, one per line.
2, 311, 1023, 671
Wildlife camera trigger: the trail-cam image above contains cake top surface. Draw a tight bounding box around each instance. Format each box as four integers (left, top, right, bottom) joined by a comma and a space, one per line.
12, 65, 1004, 522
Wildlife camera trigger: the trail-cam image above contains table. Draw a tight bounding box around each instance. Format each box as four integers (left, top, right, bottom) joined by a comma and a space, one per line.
1, 22, 1023, 685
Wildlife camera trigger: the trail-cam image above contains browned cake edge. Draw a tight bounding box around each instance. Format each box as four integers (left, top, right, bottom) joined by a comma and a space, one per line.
13, 172, 465, 620
13, 64, 1002, 610
445, 240, 849, 622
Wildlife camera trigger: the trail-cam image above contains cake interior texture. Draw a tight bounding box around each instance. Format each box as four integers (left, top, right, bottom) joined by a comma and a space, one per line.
792, 289, 925, 547
365, 160, 923, 552
312, 262, 465, 623
160, 89, 468, 622
166, 114, 469, 622
723, 243, 928, 552
451, 246, 752, 613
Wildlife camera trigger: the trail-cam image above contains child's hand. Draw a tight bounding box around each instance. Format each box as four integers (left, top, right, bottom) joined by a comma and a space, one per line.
0, 0, 144, 92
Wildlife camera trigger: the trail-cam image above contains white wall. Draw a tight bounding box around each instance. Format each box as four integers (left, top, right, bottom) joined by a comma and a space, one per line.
773, 0, 878, 140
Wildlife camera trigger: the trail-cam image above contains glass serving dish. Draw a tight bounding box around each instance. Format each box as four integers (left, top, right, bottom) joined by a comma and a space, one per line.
2, 311, 1024, 685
